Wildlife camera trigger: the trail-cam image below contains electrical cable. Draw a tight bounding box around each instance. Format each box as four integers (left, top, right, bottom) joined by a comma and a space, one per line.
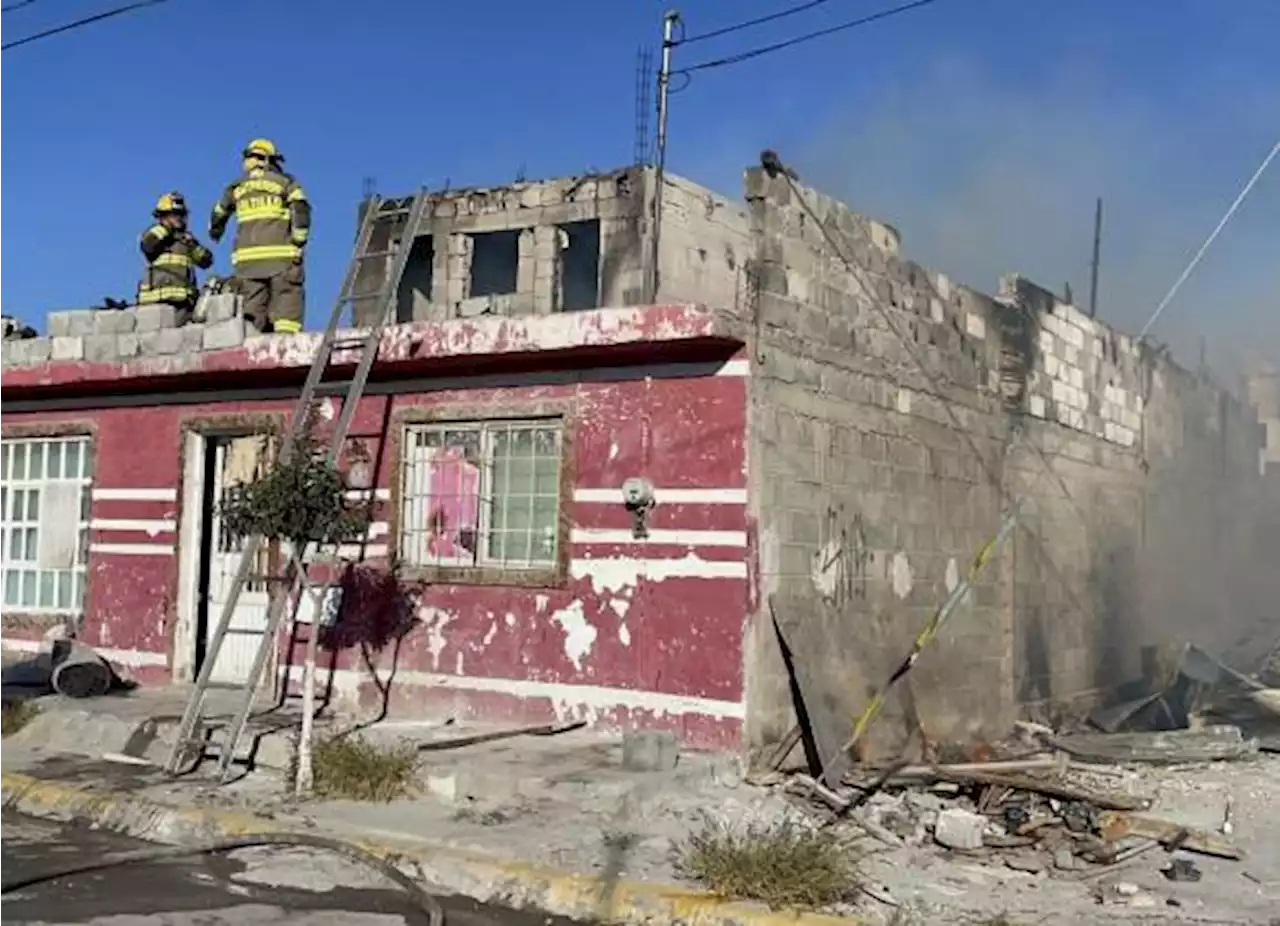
0, 831, 445, 926
1137, 137, 1280, 341
2, 0, 44, 13
675, 0, 949, 74
676, 0, 840, 47
2, 0, 169, 51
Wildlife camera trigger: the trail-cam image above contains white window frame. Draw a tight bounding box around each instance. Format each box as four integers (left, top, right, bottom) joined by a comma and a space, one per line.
399, 418, 563, 571
1, 436, 94, 615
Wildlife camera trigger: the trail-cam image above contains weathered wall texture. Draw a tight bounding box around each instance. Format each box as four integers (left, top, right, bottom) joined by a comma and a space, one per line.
739, 166, 1277, 763
361, 168, 752, 327
1, 338, 750, 748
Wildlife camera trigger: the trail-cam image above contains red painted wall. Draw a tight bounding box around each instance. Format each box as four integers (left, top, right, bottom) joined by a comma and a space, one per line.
3, 362, 750, 747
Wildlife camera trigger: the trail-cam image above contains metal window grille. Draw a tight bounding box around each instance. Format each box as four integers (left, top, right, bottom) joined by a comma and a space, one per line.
0, 437, 93, 614
399, 419, 562, 569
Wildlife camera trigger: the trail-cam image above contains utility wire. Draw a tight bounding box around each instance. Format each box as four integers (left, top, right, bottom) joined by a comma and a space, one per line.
677, 0, 840, 47
2, 0, 169, 51
2, 0, 44, 13
1138, 137, 1280, 341
676, 0, 949, 74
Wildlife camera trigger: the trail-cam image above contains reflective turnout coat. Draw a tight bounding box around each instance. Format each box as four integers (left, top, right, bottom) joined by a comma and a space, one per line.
209, 167, 311, 279
138, 225, 214, 305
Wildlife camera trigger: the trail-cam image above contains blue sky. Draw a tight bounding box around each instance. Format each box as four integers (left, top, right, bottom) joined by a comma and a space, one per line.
3, 0, 1276, 372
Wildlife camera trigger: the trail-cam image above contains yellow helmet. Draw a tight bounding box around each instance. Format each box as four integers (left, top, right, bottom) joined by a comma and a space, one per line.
153, 191, 188, 216
242, 138, 282, 162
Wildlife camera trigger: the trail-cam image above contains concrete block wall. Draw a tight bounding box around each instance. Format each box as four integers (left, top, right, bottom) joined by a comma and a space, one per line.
0, 294, 253, 367
372, 168, 650, 324
738, 165, 1277, 763
369, 166, 754, 325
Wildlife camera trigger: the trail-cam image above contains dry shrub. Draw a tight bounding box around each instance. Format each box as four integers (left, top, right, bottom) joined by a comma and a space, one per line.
312, 735, 418, 802
1, 699, 40, 737
675, 817, 862, 910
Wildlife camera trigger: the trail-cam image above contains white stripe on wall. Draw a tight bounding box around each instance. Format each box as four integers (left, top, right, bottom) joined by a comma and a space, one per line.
285, 665, 745, 720
571, 528, 747, 547
90, 518, 178, 534
92, 488, 177, 502
715, 358, 750, 376
0, 637, 168, 668
89, 542, 175, 556
573, 487, 747, 505
570, 556, 747, 581
345, 488, 391, 502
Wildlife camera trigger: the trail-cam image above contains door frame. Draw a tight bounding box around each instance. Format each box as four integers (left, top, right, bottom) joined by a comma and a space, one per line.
173, 416, 285, 689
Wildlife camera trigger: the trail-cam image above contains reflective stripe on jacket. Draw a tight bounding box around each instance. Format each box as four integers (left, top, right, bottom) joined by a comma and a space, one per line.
138, 224, 213, 306
209, 168, 311, 279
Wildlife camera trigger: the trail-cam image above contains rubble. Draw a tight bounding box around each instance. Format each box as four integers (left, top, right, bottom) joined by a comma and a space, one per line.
933, 808, 987, 850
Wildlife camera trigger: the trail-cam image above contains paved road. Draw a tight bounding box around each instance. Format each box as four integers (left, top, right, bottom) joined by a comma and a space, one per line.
2, 812, 576, 925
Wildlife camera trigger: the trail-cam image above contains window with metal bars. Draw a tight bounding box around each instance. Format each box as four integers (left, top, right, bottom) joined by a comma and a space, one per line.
0, 436, 93, 614
398, 419, 562, 570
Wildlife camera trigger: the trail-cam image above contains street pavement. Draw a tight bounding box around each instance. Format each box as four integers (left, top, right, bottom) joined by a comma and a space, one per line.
2, 811, 577, 925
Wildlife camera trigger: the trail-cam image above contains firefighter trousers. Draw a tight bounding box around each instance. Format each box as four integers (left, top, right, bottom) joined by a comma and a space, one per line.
239, 262, 305, 334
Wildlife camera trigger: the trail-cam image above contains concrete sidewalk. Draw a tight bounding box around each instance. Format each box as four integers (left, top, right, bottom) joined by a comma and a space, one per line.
1, 688, 837, 925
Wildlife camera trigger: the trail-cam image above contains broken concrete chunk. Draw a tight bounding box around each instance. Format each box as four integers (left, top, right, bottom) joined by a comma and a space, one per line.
138, 328, 185, 356
199, 293, 240, 324
84, 334, 120, 363
622, 730, 679, 772
92, 310, 136, 336
934, 807, 987, 850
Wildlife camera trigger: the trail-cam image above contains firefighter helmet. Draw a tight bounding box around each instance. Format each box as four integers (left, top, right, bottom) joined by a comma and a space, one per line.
242, 138, 282, 162
153, 191, 188, 216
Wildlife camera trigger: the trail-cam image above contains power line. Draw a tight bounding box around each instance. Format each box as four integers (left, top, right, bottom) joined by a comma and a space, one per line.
677, 0, 840, 47
1138, 137, 1280, 341
2, 0, 45, 13
676, 0, 950, 74
2, 0, 169, 51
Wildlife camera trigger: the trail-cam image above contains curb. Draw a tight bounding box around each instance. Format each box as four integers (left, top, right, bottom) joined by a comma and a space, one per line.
1, 771, 857, 926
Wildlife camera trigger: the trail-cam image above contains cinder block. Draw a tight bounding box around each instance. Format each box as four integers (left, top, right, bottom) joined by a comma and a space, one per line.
116, 333, 139, 359
48, 310, 96, 338
179, 324, 205, 353
92, 310, 136, 335
84, 335, 119, 363
2, 337, 52, 366
134, 303, 177, 332
202, 316, 246, 351
138, 328, 185, 356
200, 293, 240, 324
50, 336, 84, 361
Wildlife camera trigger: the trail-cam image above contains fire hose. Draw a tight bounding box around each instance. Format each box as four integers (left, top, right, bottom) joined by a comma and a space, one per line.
0, 831, 444, 926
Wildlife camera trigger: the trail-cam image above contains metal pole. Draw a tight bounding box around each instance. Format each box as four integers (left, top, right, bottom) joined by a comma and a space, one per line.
648, 10, 680, 303
1088, 196, 1102, 318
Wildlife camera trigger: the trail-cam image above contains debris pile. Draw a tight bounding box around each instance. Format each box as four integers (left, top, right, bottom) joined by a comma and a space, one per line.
766, 642, 1280, 905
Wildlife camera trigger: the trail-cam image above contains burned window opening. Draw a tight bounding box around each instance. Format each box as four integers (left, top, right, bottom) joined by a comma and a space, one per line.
395, 235, 435, 323
558, 220, 601, 312
468, 230, 521, 298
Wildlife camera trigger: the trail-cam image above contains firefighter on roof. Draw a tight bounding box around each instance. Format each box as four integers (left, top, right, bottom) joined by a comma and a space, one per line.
139, 192, 214, 322
209, 138, 311, 335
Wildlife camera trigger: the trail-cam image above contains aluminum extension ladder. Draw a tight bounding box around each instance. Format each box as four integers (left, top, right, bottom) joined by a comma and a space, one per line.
164, 192, 430, 780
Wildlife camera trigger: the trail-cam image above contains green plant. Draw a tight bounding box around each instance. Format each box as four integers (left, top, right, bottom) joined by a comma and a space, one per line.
218, 409, 369, 550
312, 735, 419, 802
674, 818, 862, 910
2, 699, 40, 737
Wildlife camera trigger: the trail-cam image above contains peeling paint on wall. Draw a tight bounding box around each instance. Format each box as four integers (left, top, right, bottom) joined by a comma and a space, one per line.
891, 552, 914, 600
551, 600, 598, 670
421, 606, 454, 670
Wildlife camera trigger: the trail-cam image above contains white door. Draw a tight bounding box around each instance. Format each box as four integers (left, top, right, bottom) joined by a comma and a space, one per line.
205, 435, 274, 686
